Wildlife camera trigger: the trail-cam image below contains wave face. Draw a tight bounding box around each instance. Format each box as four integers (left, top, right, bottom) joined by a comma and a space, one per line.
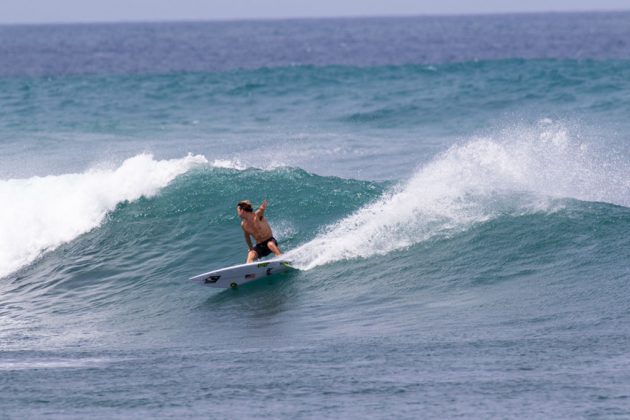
3, 156, 627, 311
2, 15, 630, 419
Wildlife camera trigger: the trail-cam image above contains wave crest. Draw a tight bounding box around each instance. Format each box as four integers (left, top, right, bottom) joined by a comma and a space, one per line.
0, 153, 207, 278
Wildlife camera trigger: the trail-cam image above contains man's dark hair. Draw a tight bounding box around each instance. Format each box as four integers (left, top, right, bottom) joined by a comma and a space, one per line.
237, 200, 253, 212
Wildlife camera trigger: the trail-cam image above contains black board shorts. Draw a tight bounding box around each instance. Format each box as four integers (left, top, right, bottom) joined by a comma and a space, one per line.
253, 237, 278, 258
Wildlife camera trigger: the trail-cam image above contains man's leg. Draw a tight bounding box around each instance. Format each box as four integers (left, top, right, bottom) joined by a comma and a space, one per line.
267, 240, 282, 256
247, 249, 258, 263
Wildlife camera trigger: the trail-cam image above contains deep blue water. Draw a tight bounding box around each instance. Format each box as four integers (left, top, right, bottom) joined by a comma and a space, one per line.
1, 13, 629, 419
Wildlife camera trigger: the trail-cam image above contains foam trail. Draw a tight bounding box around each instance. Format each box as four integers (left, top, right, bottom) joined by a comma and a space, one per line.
0, 153, 207, 278
289, 120, 629, 269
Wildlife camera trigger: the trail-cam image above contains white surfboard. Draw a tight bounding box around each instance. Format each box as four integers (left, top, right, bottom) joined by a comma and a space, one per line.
190, 259, 295, 288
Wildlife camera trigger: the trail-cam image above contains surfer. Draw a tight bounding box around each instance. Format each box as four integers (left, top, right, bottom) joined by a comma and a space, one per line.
237, 199, 282, 263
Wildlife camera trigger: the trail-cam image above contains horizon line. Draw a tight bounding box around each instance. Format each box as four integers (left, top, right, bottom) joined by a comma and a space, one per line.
1, 8, 629, 27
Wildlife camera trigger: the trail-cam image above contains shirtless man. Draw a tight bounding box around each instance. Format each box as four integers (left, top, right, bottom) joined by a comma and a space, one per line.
237, 199, 282, 263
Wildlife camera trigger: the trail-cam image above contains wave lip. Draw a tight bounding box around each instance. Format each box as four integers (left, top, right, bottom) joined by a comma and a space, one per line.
0, 153, 207, 279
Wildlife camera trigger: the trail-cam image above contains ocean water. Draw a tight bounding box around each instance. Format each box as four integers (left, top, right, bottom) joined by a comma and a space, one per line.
1, 12, 630, 418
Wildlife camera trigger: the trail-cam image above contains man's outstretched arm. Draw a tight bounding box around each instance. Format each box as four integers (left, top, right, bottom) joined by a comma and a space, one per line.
256, 199, 268, 220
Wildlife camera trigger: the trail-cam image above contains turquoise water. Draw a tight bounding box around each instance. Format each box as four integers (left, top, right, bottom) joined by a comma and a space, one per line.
1, 14, 630, 418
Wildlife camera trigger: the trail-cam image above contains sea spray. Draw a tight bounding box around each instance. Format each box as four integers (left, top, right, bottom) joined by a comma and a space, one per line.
289, 120, 629, 269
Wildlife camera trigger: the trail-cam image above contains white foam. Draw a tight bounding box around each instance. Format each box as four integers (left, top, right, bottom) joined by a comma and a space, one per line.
0, 153, 207, 278
0, 357, 113, 370
289, 120, 629, 269
210, 157, 289, 171
210, 159, 247, 170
